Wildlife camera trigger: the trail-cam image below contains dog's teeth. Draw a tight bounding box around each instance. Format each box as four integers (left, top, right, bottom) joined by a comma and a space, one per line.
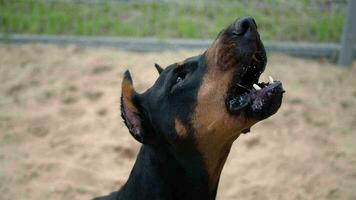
253, 84, 261, 91
269, 76, 274, 83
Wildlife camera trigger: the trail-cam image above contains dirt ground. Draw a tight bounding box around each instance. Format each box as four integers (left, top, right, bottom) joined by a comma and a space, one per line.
0, 44, 356, 200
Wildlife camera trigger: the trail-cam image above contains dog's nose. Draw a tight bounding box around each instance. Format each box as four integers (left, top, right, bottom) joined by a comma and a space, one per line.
234, 17, 257, 36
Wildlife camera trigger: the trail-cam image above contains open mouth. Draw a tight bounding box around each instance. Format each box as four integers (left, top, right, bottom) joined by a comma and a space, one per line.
211, 17, 284, 120
226, 51, 284, 120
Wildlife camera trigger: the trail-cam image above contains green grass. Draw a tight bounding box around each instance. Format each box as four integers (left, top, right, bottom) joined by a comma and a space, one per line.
0, 0, 346, 42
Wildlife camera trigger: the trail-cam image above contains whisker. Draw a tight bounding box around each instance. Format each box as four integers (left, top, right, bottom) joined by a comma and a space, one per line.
236, 83, 250, 92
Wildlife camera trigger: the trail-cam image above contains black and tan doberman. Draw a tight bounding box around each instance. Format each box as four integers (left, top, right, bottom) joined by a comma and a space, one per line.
94, 17, 284, 200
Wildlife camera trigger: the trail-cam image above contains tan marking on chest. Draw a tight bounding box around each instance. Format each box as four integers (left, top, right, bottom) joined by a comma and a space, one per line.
192, 38, 253, 192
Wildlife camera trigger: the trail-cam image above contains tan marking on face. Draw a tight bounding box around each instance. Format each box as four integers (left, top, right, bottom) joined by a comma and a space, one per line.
122, 78, 138, 113
193, 36, 256, 192
175, 119, 188, 137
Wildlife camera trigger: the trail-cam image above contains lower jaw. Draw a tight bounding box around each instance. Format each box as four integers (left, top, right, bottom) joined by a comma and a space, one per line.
227, 81, 284, 120
245, 94, 283, 120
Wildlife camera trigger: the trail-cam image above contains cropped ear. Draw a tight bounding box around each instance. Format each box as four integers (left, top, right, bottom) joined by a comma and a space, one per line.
120, 70, 147, 144
154, 63, 163, 74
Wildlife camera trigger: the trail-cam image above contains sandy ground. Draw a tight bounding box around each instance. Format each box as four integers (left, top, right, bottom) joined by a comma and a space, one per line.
0, 44, 356, 200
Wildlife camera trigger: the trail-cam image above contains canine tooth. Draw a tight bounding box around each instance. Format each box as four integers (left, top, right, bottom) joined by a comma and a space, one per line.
253, 84, 261, 91
269, 76, 274, 83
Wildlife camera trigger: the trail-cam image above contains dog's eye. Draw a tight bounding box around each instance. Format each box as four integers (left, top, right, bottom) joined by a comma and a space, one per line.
171, 70, 188, 92
175, 73, 186, 84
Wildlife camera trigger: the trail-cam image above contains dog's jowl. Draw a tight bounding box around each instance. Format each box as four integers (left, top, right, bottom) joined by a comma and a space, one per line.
94, 17, 284, 200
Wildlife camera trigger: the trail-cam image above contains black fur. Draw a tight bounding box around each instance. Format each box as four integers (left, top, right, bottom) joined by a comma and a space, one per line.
95, 55, 213, 200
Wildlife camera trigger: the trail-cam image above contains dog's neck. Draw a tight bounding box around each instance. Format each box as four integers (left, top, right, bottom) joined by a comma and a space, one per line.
118, 143, 220, 200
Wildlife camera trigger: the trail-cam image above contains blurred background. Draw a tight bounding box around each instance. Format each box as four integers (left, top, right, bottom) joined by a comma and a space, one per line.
0, 0, 356, 200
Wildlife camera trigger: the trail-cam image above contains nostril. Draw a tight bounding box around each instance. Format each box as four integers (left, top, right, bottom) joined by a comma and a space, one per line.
240, 19, 250, 31
234, 17, 257, 36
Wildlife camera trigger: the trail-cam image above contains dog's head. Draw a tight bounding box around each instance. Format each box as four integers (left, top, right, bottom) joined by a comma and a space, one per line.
121, 17, 284, 189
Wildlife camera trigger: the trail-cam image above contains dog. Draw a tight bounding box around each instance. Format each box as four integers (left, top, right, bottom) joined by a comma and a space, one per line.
94, 17, 284, 200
